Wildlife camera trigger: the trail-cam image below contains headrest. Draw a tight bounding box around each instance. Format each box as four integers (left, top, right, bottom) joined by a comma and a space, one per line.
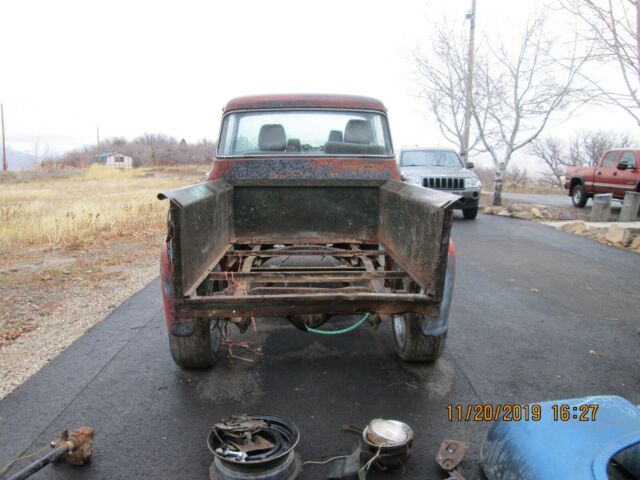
328, 130, 344, 142
344, 120, 373, 144
286, 138, 301, 152
258, 124, 286, 151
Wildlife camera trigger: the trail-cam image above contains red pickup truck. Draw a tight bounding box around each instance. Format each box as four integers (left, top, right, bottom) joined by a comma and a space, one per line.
564, 148, 640, 207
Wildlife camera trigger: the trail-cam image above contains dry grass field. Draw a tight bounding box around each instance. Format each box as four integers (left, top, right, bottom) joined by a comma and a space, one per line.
0, 165, 204, 250
0, 165, 205, 399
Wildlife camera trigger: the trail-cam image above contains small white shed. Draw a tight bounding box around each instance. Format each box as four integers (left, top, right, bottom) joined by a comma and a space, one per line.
91, 152, 136, 169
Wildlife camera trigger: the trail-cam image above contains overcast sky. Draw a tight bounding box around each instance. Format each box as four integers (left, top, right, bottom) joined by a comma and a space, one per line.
0, 0, 635, 166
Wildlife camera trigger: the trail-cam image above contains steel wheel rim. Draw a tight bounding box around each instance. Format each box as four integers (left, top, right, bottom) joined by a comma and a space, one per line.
393, 314, 407, 347
573, 189, 581, 203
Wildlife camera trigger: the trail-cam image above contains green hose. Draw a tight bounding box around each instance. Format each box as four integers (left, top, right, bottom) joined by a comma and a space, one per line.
305, 313, 371, 335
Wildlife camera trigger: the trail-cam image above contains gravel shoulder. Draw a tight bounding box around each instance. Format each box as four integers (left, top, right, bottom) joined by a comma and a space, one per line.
0, 236, 161, 399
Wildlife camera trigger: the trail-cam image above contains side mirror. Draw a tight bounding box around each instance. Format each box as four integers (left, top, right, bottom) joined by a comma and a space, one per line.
617, 162, 629, 170
466, 162, 475, 169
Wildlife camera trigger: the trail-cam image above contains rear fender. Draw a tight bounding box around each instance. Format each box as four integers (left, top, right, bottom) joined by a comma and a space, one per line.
160, 236, 193, 336
421, 240, 455, 336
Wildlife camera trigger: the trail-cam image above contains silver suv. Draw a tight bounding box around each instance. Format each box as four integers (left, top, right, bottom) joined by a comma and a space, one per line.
399, 148, 482, 220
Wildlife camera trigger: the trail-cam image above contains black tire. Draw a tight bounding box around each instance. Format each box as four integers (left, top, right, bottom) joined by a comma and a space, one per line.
571, 183, 588, 208
392, 313, 447, 362
169, 319, 222, 369
462, 207, 478, 220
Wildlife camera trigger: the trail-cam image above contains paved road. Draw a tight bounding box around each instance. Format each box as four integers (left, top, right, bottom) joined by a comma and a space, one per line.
1, 214, 639, 479
502, 191, 623, 211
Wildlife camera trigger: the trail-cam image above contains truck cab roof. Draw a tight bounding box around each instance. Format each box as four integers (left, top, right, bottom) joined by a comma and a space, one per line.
224, 94, 387, 112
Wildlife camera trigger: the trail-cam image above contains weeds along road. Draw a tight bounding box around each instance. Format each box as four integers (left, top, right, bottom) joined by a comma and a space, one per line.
0, 213, 638, 479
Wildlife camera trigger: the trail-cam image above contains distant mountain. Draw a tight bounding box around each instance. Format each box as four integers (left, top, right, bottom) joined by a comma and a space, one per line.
3, 146, 36, 170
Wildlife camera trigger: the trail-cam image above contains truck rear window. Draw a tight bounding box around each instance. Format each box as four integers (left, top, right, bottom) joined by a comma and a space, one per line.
217, 110, 393, 157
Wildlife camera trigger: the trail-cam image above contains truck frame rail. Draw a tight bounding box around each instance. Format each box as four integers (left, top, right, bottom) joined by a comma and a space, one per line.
181, 243, 438, 319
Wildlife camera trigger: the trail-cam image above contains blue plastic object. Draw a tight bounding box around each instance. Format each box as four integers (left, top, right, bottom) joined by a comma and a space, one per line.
481, 396, 640, 480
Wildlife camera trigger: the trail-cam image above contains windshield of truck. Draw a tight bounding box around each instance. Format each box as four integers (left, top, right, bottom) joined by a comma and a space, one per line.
217, 110, 393, 156
401, 150, 463, 167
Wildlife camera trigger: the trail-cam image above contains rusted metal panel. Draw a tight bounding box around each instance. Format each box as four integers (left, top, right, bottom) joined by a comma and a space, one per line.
233, 184, 379, 244
210, 158, 400, 182
159, 180, 234, 297
378, 180, 458, 298
224, 94, 387, 112
182, 293, 436, 318
208, 270, 407, 283
226, 248, 386, 257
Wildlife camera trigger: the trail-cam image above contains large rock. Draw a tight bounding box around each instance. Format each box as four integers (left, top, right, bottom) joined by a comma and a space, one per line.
512, 211, 536, 220
630, 234, 640, 251
530, 207, 546, 220
604, 225, 633, 246
560, 221, 587, 234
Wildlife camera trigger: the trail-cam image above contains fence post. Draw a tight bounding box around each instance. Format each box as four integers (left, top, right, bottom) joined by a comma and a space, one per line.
620, 191, 640, 222
591, 194, 612, 222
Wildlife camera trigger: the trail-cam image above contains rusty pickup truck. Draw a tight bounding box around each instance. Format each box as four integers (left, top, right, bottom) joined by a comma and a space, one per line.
159, 94, 458, 368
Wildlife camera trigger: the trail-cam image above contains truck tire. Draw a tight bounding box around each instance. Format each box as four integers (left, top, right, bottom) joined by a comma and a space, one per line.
169, 319, 222, 369
571, 184, 588, 208
392, 313, 446, 362
462, 207, 478, 220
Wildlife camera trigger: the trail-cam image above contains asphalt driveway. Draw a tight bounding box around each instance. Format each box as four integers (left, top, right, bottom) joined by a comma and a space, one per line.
1, 214, 638, 479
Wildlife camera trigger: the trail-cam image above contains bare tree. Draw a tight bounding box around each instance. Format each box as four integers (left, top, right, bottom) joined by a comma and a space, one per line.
561, 0, 640, 125
471, 15, 589, 205
505, 165, 531, 189
54, 134, 217, 168
530, 137, 566, 187
414, 29, 486, 157
569, 129, 637, 165
531, 129, 638, 185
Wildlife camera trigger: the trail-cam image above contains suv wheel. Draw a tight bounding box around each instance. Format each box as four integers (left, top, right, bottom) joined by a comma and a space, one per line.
571, 184, 588, 208
462, 207, 478, 220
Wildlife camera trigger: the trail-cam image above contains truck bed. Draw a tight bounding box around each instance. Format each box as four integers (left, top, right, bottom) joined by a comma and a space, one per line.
159, 179, 458, 331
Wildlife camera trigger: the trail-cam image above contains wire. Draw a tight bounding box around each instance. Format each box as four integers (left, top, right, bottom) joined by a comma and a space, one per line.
306, 313, 371, 335
360, 445, 382, 473
302, 455, 350, 466
0, 446, 49, 478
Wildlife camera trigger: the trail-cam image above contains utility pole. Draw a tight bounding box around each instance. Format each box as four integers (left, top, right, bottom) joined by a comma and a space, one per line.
96, 126, 100, 164
1, 103, 7, 171
461, 0, 477, 165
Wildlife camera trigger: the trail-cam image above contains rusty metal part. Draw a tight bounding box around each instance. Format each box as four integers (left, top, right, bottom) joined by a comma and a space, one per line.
208, 270, 407, 283
225, 249, 386, 257
214, 416, 267, 441
5, 426, 95, 480
436, 439, 469, 480
223, 94, 389, 113
183, 293, 436, 318
160, 179, 456, 336
52, 426, 95, 466
287, 313, 329, 331
159, 181, 233, 299
209, 415, 300, 480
